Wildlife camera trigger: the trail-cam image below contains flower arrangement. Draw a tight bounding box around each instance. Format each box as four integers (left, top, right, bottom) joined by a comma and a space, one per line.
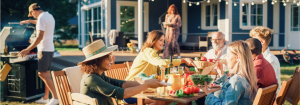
127, 42, 136, 51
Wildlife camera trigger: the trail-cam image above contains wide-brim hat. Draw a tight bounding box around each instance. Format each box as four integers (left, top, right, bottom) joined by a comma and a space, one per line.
77, 39, 117, 65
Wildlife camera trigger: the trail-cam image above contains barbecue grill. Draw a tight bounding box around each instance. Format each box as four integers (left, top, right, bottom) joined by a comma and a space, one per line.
0, 22, 60, 103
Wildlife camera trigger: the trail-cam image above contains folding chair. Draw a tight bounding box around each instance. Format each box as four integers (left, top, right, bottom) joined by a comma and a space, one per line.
273, 78, 293, 105
285, 67, 300, 105
68, 92, 98, 105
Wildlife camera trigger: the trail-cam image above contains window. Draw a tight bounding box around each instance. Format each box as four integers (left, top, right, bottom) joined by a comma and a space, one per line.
84, 6, 101, 45
202, 3, 219, 30
291, 4, 299, 31
120, 6, 135, 33
240, 2, 266, 30
242, 3, 263, 26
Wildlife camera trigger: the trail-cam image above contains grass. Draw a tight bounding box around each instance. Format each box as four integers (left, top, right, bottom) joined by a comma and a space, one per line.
54, 44, 80, 52
279, 61, 300, 105
1, 61, 299, 105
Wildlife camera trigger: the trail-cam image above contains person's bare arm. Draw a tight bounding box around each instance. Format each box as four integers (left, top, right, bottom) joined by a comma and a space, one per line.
18, 30, 44, 57
20, 20, 37, 25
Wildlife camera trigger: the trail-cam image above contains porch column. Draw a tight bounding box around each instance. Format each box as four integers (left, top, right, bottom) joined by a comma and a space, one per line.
138, 0, 144, 49
104, 0, 111, 47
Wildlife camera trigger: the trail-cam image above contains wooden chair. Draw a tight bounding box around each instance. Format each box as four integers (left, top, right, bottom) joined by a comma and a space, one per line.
253, 84, 278, 105
285, 67, 300, 105
105, 63, 130, 80
52, 71, 73, 105
125, 61, 133, 70
104, 63, 138, 105
273, 78, 293, 105
68, 92, 98, 105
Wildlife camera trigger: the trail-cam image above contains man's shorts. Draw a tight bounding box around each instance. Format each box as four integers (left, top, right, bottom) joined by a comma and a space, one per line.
37, 51, 54, 72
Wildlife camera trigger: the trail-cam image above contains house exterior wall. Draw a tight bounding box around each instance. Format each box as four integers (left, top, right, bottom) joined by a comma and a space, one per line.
76, 0, 293, 50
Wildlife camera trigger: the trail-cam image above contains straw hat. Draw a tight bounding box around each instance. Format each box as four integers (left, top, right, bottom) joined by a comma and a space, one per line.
78, 39, 117, 65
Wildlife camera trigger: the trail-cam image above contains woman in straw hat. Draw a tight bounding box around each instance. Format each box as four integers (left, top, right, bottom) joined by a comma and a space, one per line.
78, 39, 167, 105
201, 40, 257, 105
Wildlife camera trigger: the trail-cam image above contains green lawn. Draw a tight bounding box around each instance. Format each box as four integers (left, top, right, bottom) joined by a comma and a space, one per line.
1, 61, 299, 105
54, 44, 80, 52
280, 62, 300, 105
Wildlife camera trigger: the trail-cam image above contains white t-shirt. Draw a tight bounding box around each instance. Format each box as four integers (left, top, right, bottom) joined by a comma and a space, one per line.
263, 47, 281, 93
204, 45, 228, 79
36, 12, 55, 52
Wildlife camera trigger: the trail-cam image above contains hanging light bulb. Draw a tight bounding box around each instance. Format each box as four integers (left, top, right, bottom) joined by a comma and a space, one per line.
234, 2, 237, 6
262, 0, 265, 3
271, 1, 275, 4
226, 1, 228, 4
275, 0, 277, 3
297, 2, 300, 6
207, 0, 210, 3
242, 3, 245, 6
294, 0, 296, 3
286, 0, 289, 2
189, 2, 192, 6
219, 0, 222, 2
283, 2, 286, 6
196, 2, 200, 5
251, 1, 255, 5
151, 0, 154, 1
183, 0, 186, 3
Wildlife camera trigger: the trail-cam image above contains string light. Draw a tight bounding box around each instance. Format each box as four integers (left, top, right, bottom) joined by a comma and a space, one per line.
294, 0, 296, 3
283, 2, 286, 6
207, 0, 210, 3
275, 0, 277, 3
251, 1, 255, 5
151, 0, 154, 1
297, 2, 300, 6
271, 1, 275, 4
189, 2, 192, 6
242, 3, 245, 6
234, 2, 237, 6
183, 0, 186, 3
219, 0, 222, 2
226, 1, 228, 4
196, 2, 200, 5
286, 0, 289, 2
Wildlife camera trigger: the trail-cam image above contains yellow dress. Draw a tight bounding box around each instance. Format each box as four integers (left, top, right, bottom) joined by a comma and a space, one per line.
125, 48, 181, 81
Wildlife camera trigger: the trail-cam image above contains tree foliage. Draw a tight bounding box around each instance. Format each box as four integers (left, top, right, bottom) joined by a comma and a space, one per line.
1, 0, 77, 39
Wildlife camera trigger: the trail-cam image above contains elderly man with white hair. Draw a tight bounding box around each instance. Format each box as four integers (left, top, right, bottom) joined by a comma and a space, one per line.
204, 32, 227, 61
195, 32, 228, 105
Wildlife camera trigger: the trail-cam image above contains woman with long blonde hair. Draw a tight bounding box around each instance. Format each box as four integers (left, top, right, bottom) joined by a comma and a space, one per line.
202, 40, 257, 105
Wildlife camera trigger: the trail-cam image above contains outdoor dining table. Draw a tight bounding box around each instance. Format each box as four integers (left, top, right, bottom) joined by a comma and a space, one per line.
132, 87, 221, 105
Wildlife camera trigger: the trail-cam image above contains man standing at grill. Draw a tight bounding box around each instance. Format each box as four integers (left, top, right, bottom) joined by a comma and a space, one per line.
18, 3, 59, 105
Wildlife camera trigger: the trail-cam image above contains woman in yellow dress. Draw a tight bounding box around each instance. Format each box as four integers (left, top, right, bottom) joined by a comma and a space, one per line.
125, 30, 196, 81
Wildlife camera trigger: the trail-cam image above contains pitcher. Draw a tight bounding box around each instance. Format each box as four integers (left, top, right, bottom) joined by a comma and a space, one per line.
167, 74, 186, 90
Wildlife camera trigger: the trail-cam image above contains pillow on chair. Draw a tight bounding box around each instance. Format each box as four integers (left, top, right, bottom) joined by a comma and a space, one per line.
63, 66, 82, 93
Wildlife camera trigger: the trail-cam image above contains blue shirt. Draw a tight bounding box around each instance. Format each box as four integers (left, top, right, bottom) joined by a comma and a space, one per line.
205, 74, 253, 105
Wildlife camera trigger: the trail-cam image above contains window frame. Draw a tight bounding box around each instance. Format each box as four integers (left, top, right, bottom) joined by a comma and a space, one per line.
201, 2, 220, 30
291, 4, 300, 31
239, 0, 267, 30
81, 2, 102, 46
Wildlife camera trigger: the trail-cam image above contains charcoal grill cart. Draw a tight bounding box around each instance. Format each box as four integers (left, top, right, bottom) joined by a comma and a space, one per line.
0, 23, 60, 103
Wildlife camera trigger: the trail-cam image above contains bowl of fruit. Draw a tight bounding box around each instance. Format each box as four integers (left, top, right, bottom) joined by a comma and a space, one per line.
189, 74, 213, 86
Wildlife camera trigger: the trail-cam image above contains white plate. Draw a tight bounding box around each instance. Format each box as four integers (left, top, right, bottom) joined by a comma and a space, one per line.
199, 88, 210, 92
160, 82, 172, 86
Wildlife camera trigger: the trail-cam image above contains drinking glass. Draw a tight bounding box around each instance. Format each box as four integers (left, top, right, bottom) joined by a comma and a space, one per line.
156, 80, 168, 96
178, 66, 184, 75
121, 47, 124, 53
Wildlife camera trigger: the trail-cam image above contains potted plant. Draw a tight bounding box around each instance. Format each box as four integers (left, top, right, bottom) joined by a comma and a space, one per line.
127, 42, 137, 53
